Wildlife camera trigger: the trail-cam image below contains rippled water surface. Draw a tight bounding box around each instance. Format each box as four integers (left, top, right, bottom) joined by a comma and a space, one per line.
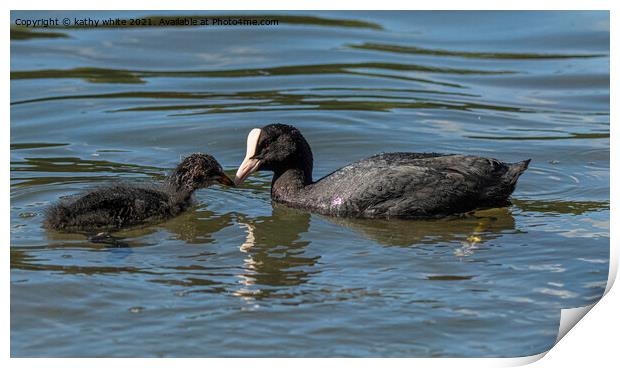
10, 11, 610, 357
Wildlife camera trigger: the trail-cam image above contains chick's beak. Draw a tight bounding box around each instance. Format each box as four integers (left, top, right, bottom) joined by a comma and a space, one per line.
217, 172, 235, 187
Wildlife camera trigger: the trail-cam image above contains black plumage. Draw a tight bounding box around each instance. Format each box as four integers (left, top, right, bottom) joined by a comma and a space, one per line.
234, 124, 530, 219
44, 153, 234, 232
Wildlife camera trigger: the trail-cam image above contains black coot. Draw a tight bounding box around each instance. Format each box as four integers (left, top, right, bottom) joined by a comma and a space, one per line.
44, 153, 234, 232
234, 124, 530, 219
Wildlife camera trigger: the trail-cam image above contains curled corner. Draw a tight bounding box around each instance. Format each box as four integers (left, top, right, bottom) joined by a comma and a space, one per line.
504, 351, 548, 366
551, 238, 617, 348
556, 304, 596, 344
604, 240, 618, 294
507, 306, 597, 367
502, 307, 591, 367
554, 256, 614, 344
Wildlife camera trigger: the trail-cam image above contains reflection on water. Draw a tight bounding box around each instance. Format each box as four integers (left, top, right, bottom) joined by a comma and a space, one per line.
329, 207, 517, 247
512, 198, 609, 215
235, 206, 317, 300
11, 247, 155, 276
12, 88, 537, 117
12, 189, 607, 298
11, 10, 609, 357
11, 156, 165, 188
10, 62, 510, 87
349, 42, 606, 59
10, 27, 68, 40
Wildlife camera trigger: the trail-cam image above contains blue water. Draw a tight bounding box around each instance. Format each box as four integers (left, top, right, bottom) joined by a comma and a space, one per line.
10, 11, 609, 357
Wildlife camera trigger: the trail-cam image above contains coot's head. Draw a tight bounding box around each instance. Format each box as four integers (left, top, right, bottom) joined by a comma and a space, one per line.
235, 124, 313, 185
169, 153, 234, 192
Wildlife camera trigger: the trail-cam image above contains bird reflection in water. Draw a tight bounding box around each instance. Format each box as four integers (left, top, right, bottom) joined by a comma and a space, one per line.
232, 203, 518, 303
325, 206, 518, 255
44, 207, 236, 248
233, 204, 318, 302
454, 214, 502, 257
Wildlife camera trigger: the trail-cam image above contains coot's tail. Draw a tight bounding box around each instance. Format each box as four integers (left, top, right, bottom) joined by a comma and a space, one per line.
480, 159, 531, 207
505, 159, 531, 186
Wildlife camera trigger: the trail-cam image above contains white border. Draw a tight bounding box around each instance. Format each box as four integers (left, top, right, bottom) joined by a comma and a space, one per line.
4, 1, 617, 367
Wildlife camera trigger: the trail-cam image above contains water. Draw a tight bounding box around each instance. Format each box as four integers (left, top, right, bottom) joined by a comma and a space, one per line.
10, 11, 609, 357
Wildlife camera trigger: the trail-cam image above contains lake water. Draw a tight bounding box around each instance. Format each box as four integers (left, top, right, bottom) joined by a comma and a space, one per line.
10, 11, 610, 357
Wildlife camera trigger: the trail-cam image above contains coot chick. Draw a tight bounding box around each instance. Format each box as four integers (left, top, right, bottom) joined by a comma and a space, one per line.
234, 124, 530, 219
44, 153, 234, 232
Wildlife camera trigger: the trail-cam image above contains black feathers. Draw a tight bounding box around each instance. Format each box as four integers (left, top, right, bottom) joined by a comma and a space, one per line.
44, 153, 233, 232
244, 124, 531, 219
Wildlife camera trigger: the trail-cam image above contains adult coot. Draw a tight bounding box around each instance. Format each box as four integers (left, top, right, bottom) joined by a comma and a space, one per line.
44, 153, 234, 232
234, 124, 530, 219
